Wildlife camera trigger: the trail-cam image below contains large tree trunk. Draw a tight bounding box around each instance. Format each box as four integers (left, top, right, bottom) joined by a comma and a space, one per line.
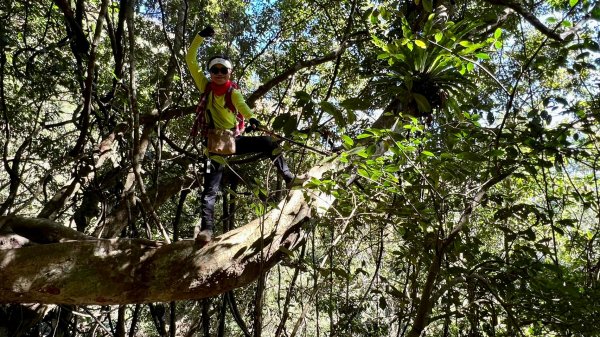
0, 165, 334, 305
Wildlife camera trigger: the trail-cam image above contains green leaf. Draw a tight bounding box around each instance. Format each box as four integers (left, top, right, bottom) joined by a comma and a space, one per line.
401, 17, 413, 38
379, 296, 387, 310
295, 91, 312, 102
520, 228, 536, 241
422, 0, 433, 12
358, 167, 369, 176
347, 109, 357, 125
384, 164, 401, 173
210, 155, 227, 165
413, 93, 431, 112
332, 268, 350, 280
282, 115, 299, 136
476, 53, 490, 60
494, 28, 502, 39
421, 150, 435, 157
487, 149, 505, 157
557, 218, 577, 227
415, 40, 427, 49
555, 97, 568, 105
272, 113, 291, 130
381, 7, 391, 21
342, 135, 354, 147
569, 0, 578, 7
371, 35, 387, 50
320, 101, 345, 127
591, 4, 600, 19
435, 32, 443, 42
377, 52, 390, 60
340, 97, 371, 110
366, 145, 376, 157
551, 225, 565, 236
369, 11, 378, 25
457, 152, 485, 162
494, 41, 503, 49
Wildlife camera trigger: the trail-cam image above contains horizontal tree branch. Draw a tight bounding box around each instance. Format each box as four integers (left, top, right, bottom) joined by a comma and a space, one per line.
484, 0, 563, 41
246, 51, 343, 108
0, 164, 336, 305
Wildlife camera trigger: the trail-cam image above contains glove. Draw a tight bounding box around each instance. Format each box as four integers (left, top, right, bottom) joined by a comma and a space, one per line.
198, 26, 215, 38
246, 118, 261, 133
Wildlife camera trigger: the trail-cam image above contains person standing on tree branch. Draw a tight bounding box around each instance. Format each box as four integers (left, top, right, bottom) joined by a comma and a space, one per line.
186, 25, 302, 244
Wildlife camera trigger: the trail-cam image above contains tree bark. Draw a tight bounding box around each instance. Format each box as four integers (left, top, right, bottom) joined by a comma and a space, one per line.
0, 164, 334, 305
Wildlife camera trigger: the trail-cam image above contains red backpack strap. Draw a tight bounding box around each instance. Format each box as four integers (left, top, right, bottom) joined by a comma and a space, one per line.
225, 82, 245, 135
224, 82, 238, 113
191, 85, 213, 138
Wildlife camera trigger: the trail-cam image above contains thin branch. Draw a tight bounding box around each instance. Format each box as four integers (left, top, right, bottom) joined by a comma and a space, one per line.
494, 4, 579, 151
227, 292, 251, 337
408, 168, 516, 337
324, 0, 357, 101
37, 123, 128, 220
444, 168, 516, 247
334, 224, 385, 333
126, 0, 170, 244
51, 0, 90, 54
0, 137, 31, 215
274, 244, 306, 337
81, 307, 113, 336
483, 0, 563, 41
68, 0, 110, 157
472, 273, 525, 337
246, 51, 346, 108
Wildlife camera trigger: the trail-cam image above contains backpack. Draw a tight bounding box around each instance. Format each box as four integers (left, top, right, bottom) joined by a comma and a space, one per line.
191, 81, 245, 138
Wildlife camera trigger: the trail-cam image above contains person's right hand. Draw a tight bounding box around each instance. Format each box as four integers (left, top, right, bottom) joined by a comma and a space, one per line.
245, 118, 261, 133
198, 26, 215, 38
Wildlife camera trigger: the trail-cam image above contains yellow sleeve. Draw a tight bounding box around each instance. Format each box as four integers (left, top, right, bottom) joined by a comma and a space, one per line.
231, 89, 254, 120
185, 35, 209, 92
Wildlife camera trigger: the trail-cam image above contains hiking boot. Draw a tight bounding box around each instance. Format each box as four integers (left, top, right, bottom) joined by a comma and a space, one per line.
195, 229, 213, 244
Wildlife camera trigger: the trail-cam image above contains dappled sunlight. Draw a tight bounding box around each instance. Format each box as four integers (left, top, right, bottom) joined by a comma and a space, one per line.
11, 277, 33, 294
0, 249, 17, 269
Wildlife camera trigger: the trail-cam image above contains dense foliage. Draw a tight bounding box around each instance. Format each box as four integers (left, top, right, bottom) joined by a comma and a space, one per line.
1, 0, 599, 336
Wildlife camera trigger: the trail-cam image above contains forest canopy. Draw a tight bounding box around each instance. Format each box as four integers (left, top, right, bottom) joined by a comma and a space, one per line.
1, 0, 599, 336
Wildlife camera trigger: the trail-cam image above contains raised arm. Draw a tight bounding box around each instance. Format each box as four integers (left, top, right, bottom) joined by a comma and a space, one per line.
185, 34, 209, 92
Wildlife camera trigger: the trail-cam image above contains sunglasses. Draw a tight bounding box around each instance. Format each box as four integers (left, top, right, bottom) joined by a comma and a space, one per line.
209, 66, 229, 75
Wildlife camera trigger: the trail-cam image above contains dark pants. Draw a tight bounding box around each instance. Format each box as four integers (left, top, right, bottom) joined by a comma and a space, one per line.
199, 135, 294, 231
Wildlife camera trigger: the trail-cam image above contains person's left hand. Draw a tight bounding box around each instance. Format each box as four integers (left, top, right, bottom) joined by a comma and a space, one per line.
198, 26, 215, 38
246, 118, 261, 133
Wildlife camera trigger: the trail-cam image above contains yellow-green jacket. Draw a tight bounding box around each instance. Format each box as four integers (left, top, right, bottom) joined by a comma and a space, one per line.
185, 35, 254, 131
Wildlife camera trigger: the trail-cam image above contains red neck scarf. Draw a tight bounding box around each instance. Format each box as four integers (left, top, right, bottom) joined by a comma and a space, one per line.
209, 80, 232, 96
